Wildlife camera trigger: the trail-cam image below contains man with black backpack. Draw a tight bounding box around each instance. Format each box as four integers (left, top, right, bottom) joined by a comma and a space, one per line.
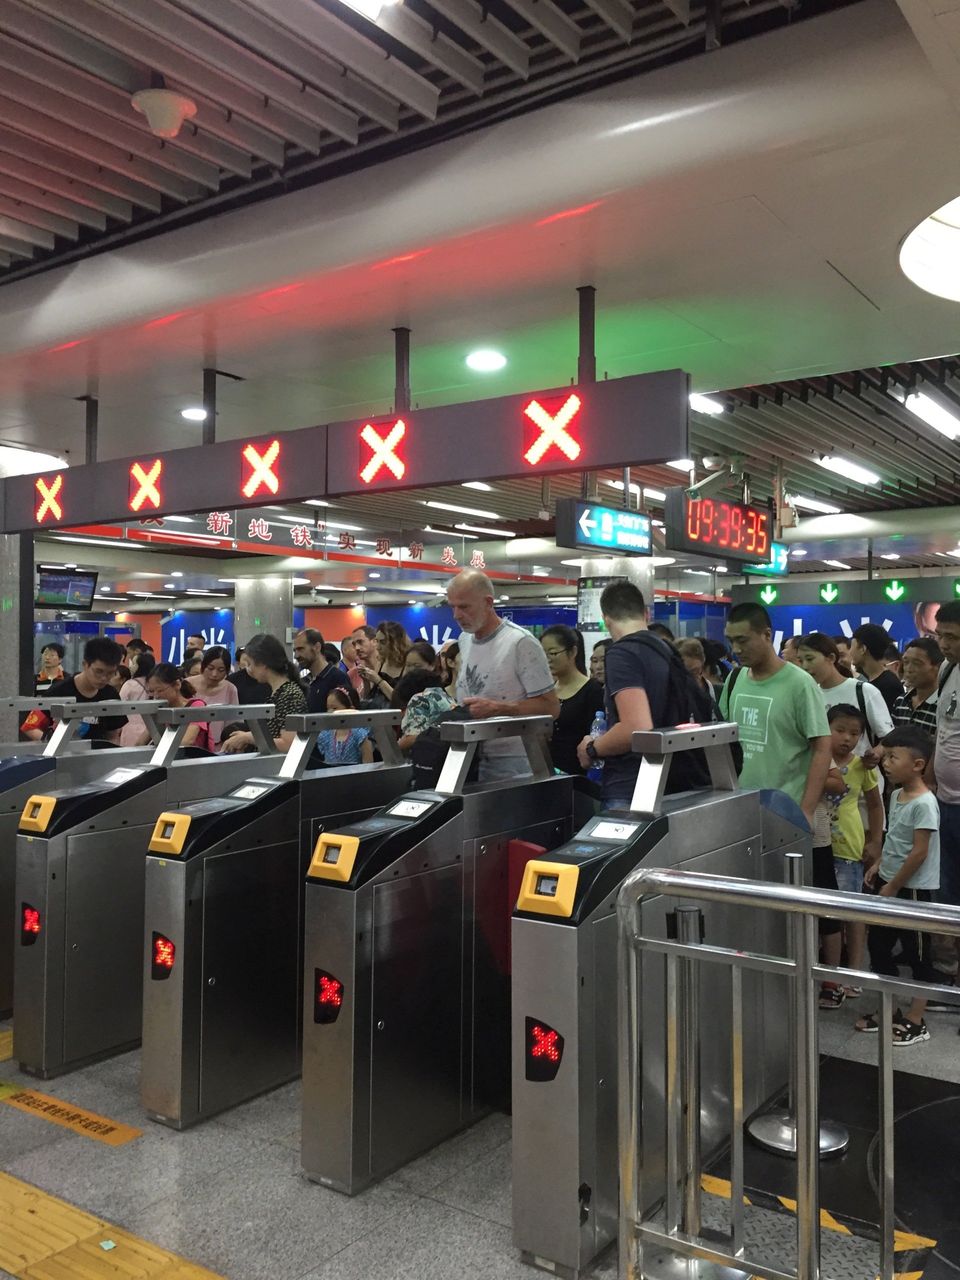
576, 580, 716, 809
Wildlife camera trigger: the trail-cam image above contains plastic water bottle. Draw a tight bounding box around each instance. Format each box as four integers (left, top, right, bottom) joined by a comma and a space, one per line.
586, 711, 607, 783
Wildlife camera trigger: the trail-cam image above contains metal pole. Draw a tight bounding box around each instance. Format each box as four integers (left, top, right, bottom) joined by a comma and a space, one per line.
618, 895, 642, 1280
79, 395, 98, 464
578, 285, 596, 501
393, 326, 411, 413
202, 366, 217, 446
793, 911, 821, 1280
878, 990, 895, 1280
677, 905, 703, 1237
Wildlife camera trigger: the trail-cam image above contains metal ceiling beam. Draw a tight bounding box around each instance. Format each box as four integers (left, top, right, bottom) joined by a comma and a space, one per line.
583, 0, 636, 40
0, 147, 131, 220
427, 0, 530, 78
375, 6, 486, 95
0, 171, 107, 230
0, 214, 54, 250
0, 103, 197, 205
240, 0, 441, 120
0, 194, 78, 240
0, 232, 34, 258
0, 68, 223, 190
504, 0, 583, 62
20, 0, 322, 154
0, 251, 10, 268
90, 0, 359, 145
0, 33, 254, 179
173, 0, 401, 132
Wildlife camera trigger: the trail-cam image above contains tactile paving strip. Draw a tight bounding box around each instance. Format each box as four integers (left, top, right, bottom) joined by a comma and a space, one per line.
0, 1172, 223, 1279
0, 1030, 12, 1064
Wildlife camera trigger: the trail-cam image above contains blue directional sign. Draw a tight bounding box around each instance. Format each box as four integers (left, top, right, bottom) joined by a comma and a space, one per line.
555, 498, 652, 556
743, 542, 789, 577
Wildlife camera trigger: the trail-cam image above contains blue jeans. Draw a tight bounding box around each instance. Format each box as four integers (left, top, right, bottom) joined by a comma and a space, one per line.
833, 857, 865, 894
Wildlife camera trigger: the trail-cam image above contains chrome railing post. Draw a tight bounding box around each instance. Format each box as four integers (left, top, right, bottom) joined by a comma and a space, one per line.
617, 885, 642, 1280
677, 905, 704, 1239
792, 910, 821, 1280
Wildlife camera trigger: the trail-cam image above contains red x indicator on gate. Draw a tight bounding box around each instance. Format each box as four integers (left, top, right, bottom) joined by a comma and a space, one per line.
129, 459, 163, 513
359, 419, 406, 484
241, 439, 281, 499
35, 474, 64, 524
524, 1016, 564, 1081
523, 394, 582, 466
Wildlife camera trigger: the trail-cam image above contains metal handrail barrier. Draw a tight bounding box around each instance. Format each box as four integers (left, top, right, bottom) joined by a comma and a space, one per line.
617, 866, 960, 1280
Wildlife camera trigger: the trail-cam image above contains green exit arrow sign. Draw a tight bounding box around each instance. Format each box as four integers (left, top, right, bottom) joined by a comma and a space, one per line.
820, 583, 839, 604
955, 579, 960, 598
884, 580, 906, 602
759, 585, 779, 605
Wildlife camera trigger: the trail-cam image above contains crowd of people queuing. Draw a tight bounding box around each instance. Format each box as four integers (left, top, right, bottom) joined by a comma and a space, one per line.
25, 571, 960, 1045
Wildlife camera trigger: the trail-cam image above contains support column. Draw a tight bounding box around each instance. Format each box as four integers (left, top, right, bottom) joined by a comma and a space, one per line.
0, 533, 34, 739
577, 557, 654, 659
233, 575, 294, 651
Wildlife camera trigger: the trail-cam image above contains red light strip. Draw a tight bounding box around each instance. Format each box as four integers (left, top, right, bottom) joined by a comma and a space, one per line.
359, 419, 406, 484
35, 474, 63, 523
523, 394, 582, 466
241, 440, 281, 498
129, 460, 163, 512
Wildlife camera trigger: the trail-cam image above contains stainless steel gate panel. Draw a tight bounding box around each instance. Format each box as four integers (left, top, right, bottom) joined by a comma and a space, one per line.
13, 832, 67, 1071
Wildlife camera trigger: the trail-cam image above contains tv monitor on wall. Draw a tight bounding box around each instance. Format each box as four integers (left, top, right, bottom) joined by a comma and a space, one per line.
35, 569, 99, 610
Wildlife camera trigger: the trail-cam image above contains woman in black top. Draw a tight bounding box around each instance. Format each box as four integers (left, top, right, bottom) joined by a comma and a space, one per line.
540, 624, 604, 775
221, 633, 307, 753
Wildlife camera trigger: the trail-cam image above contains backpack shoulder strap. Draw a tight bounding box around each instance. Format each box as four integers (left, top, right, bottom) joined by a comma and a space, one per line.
940, 662, 957, 695
855, 682, 866, 718
720, 663, 742, 714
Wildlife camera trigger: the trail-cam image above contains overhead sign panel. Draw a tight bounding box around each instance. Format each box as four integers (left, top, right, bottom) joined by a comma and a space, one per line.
555, 498, 652, 557
326, 369, 688, 496
742, 543, 789, 577
664, 487, 774, 566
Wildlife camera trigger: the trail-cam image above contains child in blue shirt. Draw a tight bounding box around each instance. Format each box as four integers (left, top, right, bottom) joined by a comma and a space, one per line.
856, 725, 940, 1044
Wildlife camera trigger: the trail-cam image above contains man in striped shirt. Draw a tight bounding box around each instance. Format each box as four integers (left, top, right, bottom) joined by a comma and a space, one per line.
892, 638, 941, 739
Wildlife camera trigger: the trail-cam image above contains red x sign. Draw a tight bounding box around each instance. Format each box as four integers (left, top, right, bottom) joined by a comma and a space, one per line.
530, 1024, 561, 1062
241, 439, 281, 499
35, 474, 64, 524
523, 393, 582, 466
359, 419, 406, 484
129, 459, 163, 512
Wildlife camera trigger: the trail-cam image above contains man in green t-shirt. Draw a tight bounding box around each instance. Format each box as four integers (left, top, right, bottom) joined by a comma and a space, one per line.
720, 603, 831, 830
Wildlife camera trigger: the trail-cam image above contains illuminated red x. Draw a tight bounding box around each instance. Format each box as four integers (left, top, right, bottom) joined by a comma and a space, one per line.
129, 459, 162, 512
35, 474, 63, 523
360, 419, 406, 484
242, 439, 281, 498
317, 975, 343, 1008
523, 394, 582, 466
530, 1024, 561, 1062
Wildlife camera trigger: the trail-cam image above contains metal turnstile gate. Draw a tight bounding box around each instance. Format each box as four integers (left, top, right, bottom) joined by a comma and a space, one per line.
510, 725, 811, 1279
300, 714, 587, 1195
13, 702, 281, 1077
140, 711, 411, 1129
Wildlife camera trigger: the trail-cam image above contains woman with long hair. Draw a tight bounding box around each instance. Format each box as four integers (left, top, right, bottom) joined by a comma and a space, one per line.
358, 621, 409, 707
119, 651, 156, 747
145, 661, 212, 751
221, 633, 307, 753
191, 645, 239, 748
796, 632, 892, 749
438, 642, 460, 699
541, 624, 604, 776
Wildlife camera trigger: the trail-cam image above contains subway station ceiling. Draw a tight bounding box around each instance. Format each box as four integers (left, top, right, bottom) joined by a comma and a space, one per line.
0, 0, 854, 280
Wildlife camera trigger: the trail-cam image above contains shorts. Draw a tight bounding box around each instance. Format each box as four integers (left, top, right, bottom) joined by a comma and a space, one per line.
833, 857, 865, 895
812, 846, 842, 937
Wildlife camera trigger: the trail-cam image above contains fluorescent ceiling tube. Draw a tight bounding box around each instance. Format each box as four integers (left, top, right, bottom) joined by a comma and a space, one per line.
667, 459, 695, 471
787, 494, 842, 514
689, 393, 725, 415
425, 500, 501, 520
824, 560, 852, 570
816, 456, 881, 486
455, 523, 517, 537
889, 387, 960, 440
338, 0, 398, 19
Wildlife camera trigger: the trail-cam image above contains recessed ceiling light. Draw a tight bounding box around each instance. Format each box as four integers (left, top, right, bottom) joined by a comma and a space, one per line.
900, 195, 960, 302
425, 500, 501, 520
357, 586, 367, 592
667, 459, 695, 471
305, 499, 329, 507
816, 455, 881, 486
170, 571, 183, 577
787, 494, 842, 515
689, 393, 725, 415
368, 572, 380, 579
888, 386, 960, 440
824, 559, 852, 570
879, 553, 900, 561
462, 481, 492, 491
292, 577, 311, 585
164, 583, 176, 588
790, 548, 808, 557
465, 349, 507, 373
455, 523, 516, 537
180, 407, 207, 421
0, 445, 69, 476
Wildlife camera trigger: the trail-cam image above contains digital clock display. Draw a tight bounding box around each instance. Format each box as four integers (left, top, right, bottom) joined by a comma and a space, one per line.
664, 488, 773, 564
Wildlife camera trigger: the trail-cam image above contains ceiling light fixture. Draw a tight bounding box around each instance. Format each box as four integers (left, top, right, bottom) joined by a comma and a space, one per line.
816, 456, 881, 486
292, 577, 311, 586
304, 499, 329, 507
425, 500, 501, 520
790, 548, 808, 557
787, 494, 842, 515
368, 572, 381, 579
338, 0, 400, 21
888, 387, 960, 440
689, 393, 725, 415
824, 560, 852, 570
880, 553, 901, 561
180, 407, 207, 422
465, 349, 507, 373
455, 523, 516, 538
462, 481, 492, 491
900, 195, 960, 302
131, 88, 197, 138
667, 459, 695, 471
0, 444, 69, 477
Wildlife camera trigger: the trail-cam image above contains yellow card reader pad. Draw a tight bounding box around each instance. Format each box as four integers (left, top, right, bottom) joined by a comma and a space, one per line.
516, 860, 580, 918
309, 833, 360, 883
148, 812, 192, 856
20, 795, 56, 834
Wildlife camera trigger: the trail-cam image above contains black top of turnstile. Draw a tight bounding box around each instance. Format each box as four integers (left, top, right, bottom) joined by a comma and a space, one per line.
513, 812, 667, 926
306, 792, 462, 890
160, 776, 300, 858
19, 763, 167, 837
0, 755, 54, 791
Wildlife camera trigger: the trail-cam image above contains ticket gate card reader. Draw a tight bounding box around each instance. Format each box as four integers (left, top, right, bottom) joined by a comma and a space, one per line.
511, 724, 810, 1279
13, 702, 279, 1077
0, 698, 169, 1019
301, 714, 578, 1195
141, 710, 411, 1129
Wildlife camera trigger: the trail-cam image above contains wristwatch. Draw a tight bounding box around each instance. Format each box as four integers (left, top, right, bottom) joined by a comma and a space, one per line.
585, 738, 599, 761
